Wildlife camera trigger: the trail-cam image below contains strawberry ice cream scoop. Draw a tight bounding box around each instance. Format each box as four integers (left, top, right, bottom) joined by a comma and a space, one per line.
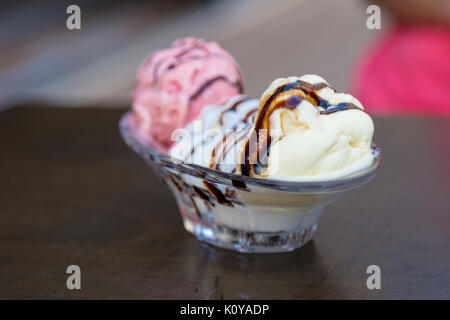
132, 37, 244, 153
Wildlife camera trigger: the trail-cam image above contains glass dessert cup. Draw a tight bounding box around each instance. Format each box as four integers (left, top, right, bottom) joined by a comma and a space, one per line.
120, 112, 381, 253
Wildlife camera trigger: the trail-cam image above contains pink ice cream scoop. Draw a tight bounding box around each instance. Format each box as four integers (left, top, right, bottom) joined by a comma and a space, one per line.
132, 37, 244, 153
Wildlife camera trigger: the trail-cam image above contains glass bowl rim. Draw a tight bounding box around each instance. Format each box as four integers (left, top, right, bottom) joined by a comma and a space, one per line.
119, 112, 381, 192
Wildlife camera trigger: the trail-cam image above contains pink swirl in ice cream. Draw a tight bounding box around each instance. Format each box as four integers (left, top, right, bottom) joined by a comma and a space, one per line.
132, 37, 244, 152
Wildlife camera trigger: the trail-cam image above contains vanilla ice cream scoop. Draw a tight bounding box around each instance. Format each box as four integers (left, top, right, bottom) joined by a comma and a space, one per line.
170, 75, 375, 181
170, 95, 258, 173
239, 75, 375, 180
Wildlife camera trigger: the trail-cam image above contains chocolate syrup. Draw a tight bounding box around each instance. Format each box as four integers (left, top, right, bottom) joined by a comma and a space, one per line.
150, 43, 243, 96
188, 195, 202, 218
218, 95, 251, 125
193, 186, 209, 200
152, 44, 203, 84
209, 130, 235, 168
203, 181, 233, 207
167, 173, 182, 192
243, 108, 257, 123
190, 75, 243, 102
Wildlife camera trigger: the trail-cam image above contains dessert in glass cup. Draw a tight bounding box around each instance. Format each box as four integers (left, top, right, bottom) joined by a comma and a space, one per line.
120, 38, 381, 253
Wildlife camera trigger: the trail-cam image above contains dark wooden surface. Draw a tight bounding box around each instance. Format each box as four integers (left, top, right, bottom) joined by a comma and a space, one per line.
0, 106, 449, 299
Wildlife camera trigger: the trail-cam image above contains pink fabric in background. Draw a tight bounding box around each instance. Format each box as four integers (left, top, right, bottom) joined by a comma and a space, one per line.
352, 25, 450, 116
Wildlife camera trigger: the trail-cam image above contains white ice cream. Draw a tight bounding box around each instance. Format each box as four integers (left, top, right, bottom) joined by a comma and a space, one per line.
260, 76, 374, 181
170, 95, 258, 173
170, 75, 375, 181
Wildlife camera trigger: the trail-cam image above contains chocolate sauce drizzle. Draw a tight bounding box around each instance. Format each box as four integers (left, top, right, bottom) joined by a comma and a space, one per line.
244, 108, 257, 123
218, 96, 251, 125
149, 44, 244, 102
189, 75, 243, 103
209, 126, 252, 171
203, 181, 233, 207
207, 96, 257, 172
151, 43, 205, 84
209, 130, 235, 169
240, 80, 362, 176
184, 96, 255, 172
193, 186, 210, 200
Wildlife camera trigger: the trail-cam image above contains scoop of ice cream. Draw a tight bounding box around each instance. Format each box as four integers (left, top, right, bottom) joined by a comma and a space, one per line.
170, 75, 375, 181
170, 95, 258, 173
132, 37, 244, 152
239, 75, 374, 180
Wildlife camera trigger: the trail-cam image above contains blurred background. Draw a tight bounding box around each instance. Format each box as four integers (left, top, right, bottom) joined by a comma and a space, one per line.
1, 0, 449, 114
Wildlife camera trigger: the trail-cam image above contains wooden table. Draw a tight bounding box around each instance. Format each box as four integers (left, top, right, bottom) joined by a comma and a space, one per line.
0, 106, 449, 299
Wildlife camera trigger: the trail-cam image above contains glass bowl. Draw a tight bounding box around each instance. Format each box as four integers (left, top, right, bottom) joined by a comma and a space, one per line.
119, 112, 381, 253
